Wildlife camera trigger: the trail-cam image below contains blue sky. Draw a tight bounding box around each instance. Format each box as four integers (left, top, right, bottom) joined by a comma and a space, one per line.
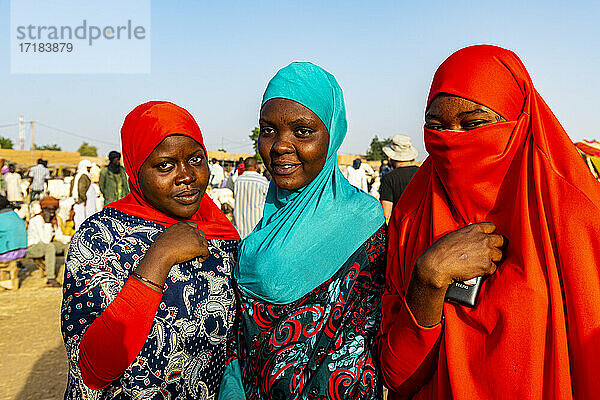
0, 0, 598, 160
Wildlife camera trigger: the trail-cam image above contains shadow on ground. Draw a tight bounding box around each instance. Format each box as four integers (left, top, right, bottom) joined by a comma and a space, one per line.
14, 344, 67, 400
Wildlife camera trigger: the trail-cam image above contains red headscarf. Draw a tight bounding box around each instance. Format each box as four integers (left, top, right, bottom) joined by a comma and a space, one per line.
107, 101, 239, 240
381, 45, 600, 399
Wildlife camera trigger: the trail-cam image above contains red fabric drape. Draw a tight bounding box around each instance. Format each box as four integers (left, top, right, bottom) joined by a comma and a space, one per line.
379, 45, 600, 399
106, 101, 239, 240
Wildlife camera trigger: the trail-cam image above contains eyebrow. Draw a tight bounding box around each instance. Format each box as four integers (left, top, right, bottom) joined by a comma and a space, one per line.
259, 117, 315, 125
154, 149, 204, 160
290, 117, 314, 125
457, 108, 489, 117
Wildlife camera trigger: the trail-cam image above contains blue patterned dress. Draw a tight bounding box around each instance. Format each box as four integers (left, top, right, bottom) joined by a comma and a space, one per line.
225, 225, 386, 399
61, 208, 238, 400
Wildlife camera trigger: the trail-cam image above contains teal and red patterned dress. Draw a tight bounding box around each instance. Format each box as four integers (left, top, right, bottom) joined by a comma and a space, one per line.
225, 225, 386, 399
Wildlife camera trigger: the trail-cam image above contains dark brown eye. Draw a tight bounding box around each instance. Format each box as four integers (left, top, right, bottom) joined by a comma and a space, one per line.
295, 128, 313, 137
260, 127, 275, 136
156, 161, 174, 171
462, 119, 491, 129
425, 122, 443, 131
189, 156, 203, 165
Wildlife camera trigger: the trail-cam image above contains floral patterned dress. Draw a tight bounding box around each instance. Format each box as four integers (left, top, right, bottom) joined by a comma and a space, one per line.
61, 208, 238, 400
226, 225, 386, 399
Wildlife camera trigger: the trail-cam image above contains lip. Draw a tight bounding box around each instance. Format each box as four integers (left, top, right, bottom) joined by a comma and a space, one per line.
271, 161, 301, 176
173, 189, 201, 205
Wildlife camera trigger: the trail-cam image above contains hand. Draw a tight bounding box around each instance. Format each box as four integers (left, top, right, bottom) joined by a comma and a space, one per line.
150, 222, 210, 267
415, 222, 505, 289
406, 222, 505, 326
133, 222, 210, 290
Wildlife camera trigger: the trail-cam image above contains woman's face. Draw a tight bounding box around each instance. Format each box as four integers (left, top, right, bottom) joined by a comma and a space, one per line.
259, 98, 329, 191
138, 135, 209, 219
425, 94, 505, 132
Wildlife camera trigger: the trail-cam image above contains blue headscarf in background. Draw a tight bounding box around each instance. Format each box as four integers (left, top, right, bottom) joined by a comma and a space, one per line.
235, 62, 385, 304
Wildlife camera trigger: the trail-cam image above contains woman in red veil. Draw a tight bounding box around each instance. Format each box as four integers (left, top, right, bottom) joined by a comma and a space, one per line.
377, 45, 600, 399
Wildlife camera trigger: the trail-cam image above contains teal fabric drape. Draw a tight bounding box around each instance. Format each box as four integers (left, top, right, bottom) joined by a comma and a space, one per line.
235, 61, 384, 304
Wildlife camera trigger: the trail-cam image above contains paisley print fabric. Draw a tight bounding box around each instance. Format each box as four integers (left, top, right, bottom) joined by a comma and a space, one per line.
61, 207, 238, 400
226, 225, 386, 399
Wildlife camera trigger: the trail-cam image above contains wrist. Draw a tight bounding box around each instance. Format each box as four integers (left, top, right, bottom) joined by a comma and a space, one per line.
414, 255, 451, 290
146, 242, 175, 270
130, 272, 164, 294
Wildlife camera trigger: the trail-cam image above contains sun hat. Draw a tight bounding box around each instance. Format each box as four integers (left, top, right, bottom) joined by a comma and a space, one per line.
383, 134, 418, 161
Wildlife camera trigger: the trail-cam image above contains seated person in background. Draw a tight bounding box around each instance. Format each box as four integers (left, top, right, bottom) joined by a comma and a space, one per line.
0, 194, 27, 261
26, 196, 71, 287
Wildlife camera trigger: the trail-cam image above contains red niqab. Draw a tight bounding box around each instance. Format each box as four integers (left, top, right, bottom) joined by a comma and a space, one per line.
107, 101, 239, 240
380, 45, 600, 399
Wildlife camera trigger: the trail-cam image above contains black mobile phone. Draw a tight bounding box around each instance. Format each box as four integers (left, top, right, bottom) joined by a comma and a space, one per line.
444, 276, 484, 308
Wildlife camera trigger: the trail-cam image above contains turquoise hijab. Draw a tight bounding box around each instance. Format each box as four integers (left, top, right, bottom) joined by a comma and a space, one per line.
235, 62, 385, 304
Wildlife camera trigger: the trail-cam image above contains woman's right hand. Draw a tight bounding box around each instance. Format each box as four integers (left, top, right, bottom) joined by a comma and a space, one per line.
405, 222, 505, 327
150, 222, 210, 266
415, 222, 505, 289
133, 222, 210, 290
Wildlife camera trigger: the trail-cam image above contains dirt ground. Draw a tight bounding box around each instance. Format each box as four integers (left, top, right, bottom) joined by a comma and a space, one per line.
0, 262, 68, 400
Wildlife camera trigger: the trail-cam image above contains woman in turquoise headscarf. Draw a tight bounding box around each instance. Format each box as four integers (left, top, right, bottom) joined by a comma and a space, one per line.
219, 62, 386, 399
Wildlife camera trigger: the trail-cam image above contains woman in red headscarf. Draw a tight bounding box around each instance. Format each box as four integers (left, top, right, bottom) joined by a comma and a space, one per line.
61, 101, 240, 399
377, 45, 600, 399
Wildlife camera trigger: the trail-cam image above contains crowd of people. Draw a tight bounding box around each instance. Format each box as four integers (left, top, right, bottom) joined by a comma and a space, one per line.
0, 153, 131, 287
1, 44, 599, 400
0, 139, 404, 291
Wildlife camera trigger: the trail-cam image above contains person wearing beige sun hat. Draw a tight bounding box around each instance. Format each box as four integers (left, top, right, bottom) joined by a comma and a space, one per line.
379, 134, 419, 223
383, 134, 419, 162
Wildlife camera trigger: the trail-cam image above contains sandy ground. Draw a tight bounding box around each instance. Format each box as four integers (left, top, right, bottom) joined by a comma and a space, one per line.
0, 262, 68, 400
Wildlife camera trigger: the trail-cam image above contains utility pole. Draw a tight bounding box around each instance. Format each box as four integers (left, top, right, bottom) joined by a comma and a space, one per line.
31, 120, 35, 150
30, 120, 35, 164
18, 115, 24, 150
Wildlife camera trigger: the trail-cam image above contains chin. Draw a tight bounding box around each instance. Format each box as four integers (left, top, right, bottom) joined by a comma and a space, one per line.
272, 177, 303, 191
168, 204, 201, 220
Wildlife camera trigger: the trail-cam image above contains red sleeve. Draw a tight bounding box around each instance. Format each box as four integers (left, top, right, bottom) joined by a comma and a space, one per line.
78, 277, 163, 390
377, 295, 443, 398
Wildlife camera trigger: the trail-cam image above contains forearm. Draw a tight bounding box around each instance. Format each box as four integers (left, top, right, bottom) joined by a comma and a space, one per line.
381, 200, 393, 224
78, 277, 163, 389
405, 270, 447, 327
378, 295, 443, 396
378, 254, 447, 396
132, 243, 174, 288
78, 246, 173, 389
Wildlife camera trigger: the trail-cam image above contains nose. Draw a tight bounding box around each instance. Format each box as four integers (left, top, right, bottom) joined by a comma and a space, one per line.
174, 162, 197, 186
270, 137, 295, 157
